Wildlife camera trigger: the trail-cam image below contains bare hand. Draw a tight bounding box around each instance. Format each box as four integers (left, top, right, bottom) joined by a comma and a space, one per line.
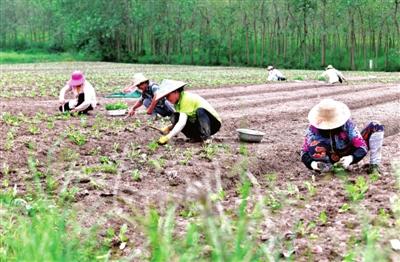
128, 108, 135, 116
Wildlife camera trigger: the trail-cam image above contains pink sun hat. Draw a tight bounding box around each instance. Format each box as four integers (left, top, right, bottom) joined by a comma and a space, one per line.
68, 71, 85, 87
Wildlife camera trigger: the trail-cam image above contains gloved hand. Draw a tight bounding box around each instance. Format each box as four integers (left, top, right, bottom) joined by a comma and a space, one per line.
158, 135, 169, 145
338, 155, 353, 169
160, 126, 171, 135
311, 161, 332, 172
311, 161, 321, 171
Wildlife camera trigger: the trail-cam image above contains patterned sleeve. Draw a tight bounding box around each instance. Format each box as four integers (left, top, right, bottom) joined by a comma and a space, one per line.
346, 120, 368, 163
301, 126, 314, 170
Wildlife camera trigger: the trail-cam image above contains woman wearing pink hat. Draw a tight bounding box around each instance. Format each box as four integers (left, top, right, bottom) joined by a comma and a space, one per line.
301, 98, 384, 175
59, 71, 97, 114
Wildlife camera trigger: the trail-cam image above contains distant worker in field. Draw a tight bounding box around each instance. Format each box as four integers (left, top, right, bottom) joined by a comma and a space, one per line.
59, 70, 97, 114
127, 73, 174, 117
147, 80, 222, 145
301, 98, 384, 175
322, 65, 346, 84
267, 65, 286, 81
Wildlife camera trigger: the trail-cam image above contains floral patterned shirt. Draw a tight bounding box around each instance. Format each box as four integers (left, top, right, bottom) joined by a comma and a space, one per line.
301, 119, 368, 169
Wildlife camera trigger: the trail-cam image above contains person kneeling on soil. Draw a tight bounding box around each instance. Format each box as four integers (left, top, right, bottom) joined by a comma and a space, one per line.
267, 66, 286, 81
147, 79, 222, 145
59, 70, 97, 114
321, 65, 346, 84
301, 98, 384, 175
127, 73, 174, 117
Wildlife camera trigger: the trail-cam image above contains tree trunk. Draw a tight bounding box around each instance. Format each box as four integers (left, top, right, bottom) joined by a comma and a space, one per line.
349, 9, 356, 70
321, 0, 327, 67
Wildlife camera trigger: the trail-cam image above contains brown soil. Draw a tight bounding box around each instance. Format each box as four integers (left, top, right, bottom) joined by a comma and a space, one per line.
1, 80, 399, 260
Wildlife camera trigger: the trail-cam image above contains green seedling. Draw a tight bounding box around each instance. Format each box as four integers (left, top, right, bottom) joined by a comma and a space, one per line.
179, 148, 193, 165
239, 144, 248, 156
201, 143, 219, 161
5, 130, 15, 151
345, 176, 369, 201
1, 112, 21, 126
28, 124, 40, 135
264, 193, 282, 212
339, 203, 351, 213
210, 190, 226, 202
24, 140, 36, 150
304, 181, 317, 196
148, 158, 166, 171
318, 210, 328, 225
131, 169, 141, 181
67, 130, 87, 146
147, 140, 159, 152
60, 186, 79, 203
113, 142, 121, 153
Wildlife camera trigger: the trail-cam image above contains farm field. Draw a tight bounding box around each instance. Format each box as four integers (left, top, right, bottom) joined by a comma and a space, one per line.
1, 62, 400, 261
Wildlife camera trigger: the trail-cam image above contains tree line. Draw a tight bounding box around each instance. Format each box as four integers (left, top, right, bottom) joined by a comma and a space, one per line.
0, 0, 399, 71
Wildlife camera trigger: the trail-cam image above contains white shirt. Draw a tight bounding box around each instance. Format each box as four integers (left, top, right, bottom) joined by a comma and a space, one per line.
322, 68, 345, 84
267, 69, 285, 81
59, 80, 97, 110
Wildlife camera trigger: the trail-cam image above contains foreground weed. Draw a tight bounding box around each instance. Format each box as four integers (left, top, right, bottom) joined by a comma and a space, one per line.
131, 180, 279, 261
0, 192, 108, 260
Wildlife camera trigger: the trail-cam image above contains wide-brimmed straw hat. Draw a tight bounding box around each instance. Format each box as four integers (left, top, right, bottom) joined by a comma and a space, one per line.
132, 73, 149, 87
267, 66, 274, 71
308, 98, 351, 130
68, 71, 85, 87
154, 79, 187, 101
326, 65, 334, 70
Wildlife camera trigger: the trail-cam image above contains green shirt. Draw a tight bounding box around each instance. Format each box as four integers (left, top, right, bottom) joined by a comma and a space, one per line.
175, 91, 221, 123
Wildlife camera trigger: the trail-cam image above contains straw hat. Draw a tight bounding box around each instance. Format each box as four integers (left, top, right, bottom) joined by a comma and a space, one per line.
132, 73, 149, 87
267, 66, 274, 71
68, 71, 85, 87
154, 79, 187, 100
326, 65, 334, 70
308, 98, 351, 130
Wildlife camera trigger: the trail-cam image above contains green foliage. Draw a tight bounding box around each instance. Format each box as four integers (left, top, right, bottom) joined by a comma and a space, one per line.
0, 0, 398, 71
105, 102, 128, 111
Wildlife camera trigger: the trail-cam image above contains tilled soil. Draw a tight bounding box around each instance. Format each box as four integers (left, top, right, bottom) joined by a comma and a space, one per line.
1, 80, 399, 260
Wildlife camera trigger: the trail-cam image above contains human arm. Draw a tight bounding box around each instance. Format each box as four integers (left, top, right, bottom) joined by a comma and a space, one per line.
123, 84, 135, 93
128, 100, 143, 116
59, 84, 70, 105
146, 99, 158, 115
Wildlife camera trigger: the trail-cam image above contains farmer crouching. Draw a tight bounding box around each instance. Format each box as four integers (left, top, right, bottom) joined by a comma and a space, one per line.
147, 80, 222, 145
321, 65, 346, 84
301, 98, 384, 175
59, 71, 97, 114
267, 66, 286, 81
127, 73, 174, 117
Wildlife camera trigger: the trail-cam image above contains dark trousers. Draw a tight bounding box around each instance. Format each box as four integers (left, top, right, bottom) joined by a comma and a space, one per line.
171, 108, 221, 140
59, 93, 93, 114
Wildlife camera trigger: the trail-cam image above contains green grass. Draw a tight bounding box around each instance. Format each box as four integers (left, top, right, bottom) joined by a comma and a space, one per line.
0, 50, 93, 64
0, 188, 108, 261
